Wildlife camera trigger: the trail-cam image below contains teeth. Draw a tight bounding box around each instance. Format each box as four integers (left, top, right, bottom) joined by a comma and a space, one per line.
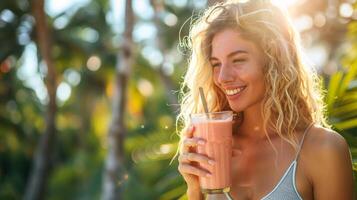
225, 87, 244, 96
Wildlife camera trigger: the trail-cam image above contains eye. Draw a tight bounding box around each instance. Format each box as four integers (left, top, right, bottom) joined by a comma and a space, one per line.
233, 58, 246, 63
211, 63, 221, 68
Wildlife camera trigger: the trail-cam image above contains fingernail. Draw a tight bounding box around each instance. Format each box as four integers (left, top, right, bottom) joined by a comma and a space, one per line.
208, 160, 215, 165
198, 140, 205, 145
206, 173, 212, 177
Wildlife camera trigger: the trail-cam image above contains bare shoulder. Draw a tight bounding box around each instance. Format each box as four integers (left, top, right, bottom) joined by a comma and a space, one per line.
304, 125, 350, 155
301, 125, 354, 199
302, 125, 351, 168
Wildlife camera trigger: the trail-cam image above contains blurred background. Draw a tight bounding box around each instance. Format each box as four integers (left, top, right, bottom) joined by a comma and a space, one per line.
0, 0, 356, 199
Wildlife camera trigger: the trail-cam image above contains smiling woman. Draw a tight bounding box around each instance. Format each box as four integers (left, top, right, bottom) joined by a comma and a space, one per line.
176, 0, 355, 200
210, 29, 266, 113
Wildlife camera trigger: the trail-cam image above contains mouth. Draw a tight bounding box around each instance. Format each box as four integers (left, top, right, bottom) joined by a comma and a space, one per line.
224, 86, 246, 96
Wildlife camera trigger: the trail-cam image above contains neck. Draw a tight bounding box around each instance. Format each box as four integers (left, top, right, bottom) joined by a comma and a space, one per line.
236, 103, 276, 140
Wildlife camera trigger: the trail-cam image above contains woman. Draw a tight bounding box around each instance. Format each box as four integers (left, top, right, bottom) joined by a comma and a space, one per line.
176, 0, 354, 199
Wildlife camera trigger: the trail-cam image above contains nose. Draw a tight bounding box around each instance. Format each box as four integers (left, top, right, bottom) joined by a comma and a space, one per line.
217, 64, 234, 84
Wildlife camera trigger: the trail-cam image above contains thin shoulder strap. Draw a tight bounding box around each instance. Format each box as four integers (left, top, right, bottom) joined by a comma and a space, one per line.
294, 123, 314, 161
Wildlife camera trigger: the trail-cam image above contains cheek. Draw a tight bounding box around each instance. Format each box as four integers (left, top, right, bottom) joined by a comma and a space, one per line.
212, 68, 220, 85
245, 68, 265, 90
253, 72, 266, 93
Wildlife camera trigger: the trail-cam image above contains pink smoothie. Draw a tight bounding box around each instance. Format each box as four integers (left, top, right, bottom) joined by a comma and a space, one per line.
193, 119, 233, 190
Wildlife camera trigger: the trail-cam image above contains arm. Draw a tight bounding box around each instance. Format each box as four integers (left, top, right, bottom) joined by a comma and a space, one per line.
309, 130, 354, 200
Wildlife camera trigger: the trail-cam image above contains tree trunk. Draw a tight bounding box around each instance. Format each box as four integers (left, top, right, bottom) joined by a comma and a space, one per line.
150, 0, 179, 114
101, 0, 134, 199
24, 0, 58, 200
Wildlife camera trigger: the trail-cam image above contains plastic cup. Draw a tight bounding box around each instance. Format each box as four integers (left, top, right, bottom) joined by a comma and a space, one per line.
190, 111, 233, 193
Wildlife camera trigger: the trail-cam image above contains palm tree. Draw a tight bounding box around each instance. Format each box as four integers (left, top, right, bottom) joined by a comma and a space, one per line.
24, 0, 58, 199
101, 0, 134, 199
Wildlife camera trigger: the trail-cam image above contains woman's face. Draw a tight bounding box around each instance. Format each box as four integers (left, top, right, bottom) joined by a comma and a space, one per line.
210, 28, 266, 112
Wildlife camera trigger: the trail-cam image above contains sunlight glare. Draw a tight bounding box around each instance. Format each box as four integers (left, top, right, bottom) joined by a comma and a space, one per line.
293, 15, 313, 32
339, 3, 354, 18
271, 0, 298, 8
46, 0, 89, 17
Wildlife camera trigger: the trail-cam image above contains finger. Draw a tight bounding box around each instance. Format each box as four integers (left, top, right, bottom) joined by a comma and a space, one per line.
179, 126, 197, 153
184, 125, 195, 138
181, 138, 205, 153
179, 152, 215, 166
178, 163, 212, 177
184, 137, 205, 146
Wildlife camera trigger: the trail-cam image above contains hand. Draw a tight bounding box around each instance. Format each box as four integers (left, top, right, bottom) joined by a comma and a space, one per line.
177, 125, 215, 189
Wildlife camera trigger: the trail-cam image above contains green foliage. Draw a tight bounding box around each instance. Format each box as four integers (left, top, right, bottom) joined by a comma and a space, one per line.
325, 6, 357, 191
327, 61, 357, 130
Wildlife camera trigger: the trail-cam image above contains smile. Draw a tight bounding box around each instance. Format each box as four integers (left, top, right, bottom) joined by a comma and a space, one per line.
225, 86, 246, 96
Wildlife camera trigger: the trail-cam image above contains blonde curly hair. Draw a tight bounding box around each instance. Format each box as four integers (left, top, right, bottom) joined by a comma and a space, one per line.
175, 0, 329, 156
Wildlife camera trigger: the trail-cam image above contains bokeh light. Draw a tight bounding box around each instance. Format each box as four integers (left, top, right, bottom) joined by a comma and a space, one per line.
137, 78, 154, 97
56, 82, 72, 103
339, 3, 354, 18
86, 55, 101, 71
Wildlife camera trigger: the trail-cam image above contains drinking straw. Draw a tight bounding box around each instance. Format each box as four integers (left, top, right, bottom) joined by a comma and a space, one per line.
199, 87, 210, 119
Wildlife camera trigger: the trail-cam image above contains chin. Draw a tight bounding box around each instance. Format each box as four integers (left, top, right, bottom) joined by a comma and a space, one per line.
228, 102, 245, 113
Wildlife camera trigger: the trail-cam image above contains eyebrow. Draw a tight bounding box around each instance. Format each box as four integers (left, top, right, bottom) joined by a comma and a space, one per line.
210, 49, 248, 61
